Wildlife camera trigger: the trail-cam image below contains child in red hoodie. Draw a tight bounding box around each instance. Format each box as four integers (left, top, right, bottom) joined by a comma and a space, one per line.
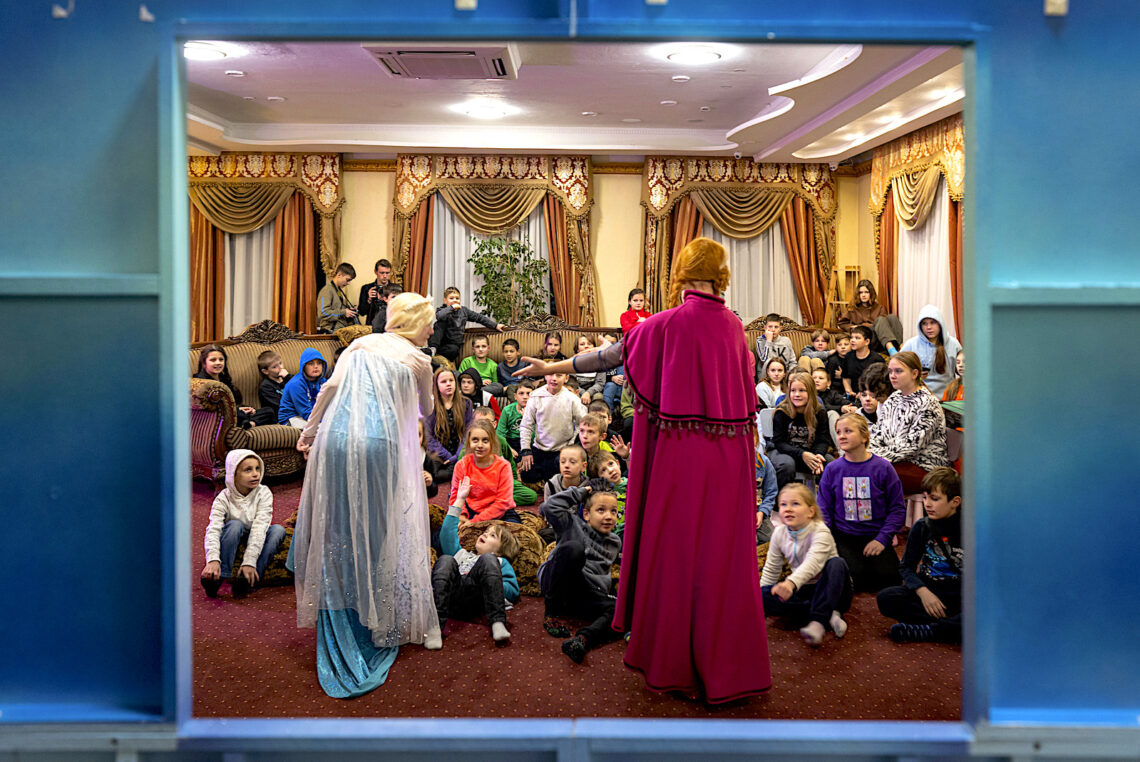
619, 288, 651, 335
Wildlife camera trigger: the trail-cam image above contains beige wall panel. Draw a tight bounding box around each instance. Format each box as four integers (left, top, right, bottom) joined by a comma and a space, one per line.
340, 170, 395, 293
591, 173, 643, 327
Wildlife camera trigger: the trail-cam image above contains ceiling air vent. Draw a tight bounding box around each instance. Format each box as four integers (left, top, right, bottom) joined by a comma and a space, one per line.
362, 44, 519, 80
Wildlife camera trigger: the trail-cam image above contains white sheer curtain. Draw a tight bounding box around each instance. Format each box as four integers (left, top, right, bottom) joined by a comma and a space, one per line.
896, 176, 956, 340
428, 198, 551, 313
223, 222, 275, 337
702, 221, 802, 324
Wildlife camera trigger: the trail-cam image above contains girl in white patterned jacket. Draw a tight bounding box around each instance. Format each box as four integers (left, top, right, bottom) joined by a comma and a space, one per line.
760, 484, 853, 647
200, 449, 286, 599
868, 351, 950, 494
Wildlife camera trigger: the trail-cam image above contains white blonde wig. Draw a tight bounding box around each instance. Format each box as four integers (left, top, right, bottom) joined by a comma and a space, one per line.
385, 292, 434, 342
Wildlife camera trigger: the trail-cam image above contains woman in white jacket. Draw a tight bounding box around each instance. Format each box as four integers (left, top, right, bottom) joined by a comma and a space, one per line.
200, 449, 286, 599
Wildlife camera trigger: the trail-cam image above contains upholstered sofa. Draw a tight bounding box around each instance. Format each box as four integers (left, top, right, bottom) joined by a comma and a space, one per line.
189, 322, 358, 482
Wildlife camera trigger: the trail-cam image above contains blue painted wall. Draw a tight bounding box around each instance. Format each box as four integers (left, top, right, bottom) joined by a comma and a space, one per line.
1, 0, 1137, 736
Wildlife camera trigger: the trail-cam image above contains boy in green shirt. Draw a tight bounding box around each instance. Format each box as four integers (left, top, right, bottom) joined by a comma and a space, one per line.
457, 335, 503, 397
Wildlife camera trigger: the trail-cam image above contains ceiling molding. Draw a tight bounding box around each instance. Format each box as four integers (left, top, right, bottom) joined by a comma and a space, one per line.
834, 160, 871, 177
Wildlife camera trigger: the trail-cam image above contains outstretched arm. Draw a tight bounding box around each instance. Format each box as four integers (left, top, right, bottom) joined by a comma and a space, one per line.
514, 340, 623, 377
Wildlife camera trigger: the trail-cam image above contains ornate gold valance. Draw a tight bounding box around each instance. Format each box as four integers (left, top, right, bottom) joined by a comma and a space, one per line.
394, 154, 592, 220
642, 157, 837, 223
188, 153, 344, 275
869, 113, 964, 216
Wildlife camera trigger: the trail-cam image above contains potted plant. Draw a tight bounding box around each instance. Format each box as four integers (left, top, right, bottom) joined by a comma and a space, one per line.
468, 235, 550, 325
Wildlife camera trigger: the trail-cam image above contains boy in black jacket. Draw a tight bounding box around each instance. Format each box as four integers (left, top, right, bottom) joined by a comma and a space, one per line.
538, 480, 623, 664
812, 367, 849, 413
256, 350, 291, 414
876, 467, 963, 644
429, 286, 502, 364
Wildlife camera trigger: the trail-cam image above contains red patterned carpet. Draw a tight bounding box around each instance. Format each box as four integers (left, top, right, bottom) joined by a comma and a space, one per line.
192, 476, 960, 719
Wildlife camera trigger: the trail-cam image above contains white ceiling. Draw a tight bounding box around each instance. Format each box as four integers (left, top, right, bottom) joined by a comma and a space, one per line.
185, 40, 962, 163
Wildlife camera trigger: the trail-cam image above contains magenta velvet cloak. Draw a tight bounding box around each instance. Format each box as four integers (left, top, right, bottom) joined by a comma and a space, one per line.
614, 289, 771, 703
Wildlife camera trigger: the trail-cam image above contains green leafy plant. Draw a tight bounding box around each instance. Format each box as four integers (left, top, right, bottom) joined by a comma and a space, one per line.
469, 235, 550, 325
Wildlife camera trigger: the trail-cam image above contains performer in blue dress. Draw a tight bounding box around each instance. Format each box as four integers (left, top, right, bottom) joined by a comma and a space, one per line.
289, 292, 441, 698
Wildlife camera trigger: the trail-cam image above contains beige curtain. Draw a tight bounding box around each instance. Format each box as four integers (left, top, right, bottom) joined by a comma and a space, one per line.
436, 185, 547, 234
891, 166, 943, 231
690, 188, 794, 239
779, 197, 828, 327
189, 203, 227, 343
272, 193, 318, 334
188, 183, 296, 234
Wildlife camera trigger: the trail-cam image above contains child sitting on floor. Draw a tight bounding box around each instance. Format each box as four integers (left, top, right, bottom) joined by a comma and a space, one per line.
841, 325, 885, 398
589, 451, 627, 535
770, 372, 833, 487
757, 355, 789, 410
876, 466, 963, 644
760, 483, 852, 646
431, 492, 520, 647
200, 449, 286, 599
460, 407, 537, 507
538, 480, 624, 664
543, 444, 588, 502
844, 363, 892, 422
755, 438, 778, 545
458, 367, 501, 419
577, 412, 628, 467
812, 366, 849, 414
826, 333, 851, 392
458, 334, 505, 398
798, 329, 835, 372
497, 378, 533, 456
588, 400, 620, 440
518, 372, 587, 483
598, 331, 626, 414
425, 367, 473, 482
277, 347, 327, 427
449, 420, 521, 524
817, 413, 905, 593
497, 338, 525, 387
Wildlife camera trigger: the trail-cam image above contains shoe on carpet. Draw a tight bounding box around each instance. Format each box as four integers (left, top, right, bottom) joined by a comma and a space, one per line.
561, 635, 587, 664
889, 622, 935, 643
544, 616, 571, 638
231, 575, 251, 599
200, 576, 221, 598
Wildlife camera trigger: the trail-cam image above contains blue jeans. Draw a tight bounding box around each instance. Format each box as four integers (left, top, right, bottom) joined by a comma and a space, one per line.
219, 520, 286, 579
602, 365, 625, 412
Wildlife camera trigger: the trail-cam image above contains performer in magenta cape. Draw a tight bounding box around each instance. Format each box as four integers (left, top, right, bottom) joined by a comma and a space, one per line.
514, 238, 771, 703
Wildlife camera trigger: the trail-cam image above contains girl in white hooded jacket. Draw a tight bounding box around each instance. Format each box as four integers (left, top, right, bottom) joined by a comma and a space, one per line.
899, 304, 963, 399
201, 449, 286, 598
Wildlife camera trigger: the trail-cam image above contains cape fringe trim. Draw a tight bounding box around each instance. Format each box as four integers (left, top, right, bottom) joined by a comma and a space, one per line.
634, 400, 756, 438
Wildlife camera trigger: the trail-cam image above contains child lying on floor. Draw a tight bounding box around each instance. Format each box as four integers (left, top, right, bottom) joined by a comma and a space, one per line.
430, 487, 521, 648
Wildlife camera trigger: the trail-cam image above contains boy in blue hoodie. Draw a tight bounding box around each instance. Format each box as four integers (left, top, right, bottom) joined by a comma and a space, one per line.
278, 348, 327, 426
430, 487, 521, 648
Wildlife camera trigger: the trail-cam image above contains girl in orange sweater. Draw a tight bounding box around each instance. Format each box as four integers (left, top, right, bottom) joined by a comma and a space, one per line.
448, 420, 522, 524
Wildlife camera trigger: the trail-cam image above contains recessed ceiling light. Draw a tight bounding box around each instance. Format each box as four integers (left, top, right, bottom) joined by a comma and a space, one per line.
660, 100, 677, 106
671, 75, 691, 83
621, 118, 642, 123
266, 96, 286, 102
183, 40, 246, 61
666, 45, 722, 65
699, 106, 712, 112
733, 68, 746, 73
242, 96, 255, 101
720, 84, 733, 89
580, 111, 597, 117
224, 70, 245, 77
450, 98, 519, 120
